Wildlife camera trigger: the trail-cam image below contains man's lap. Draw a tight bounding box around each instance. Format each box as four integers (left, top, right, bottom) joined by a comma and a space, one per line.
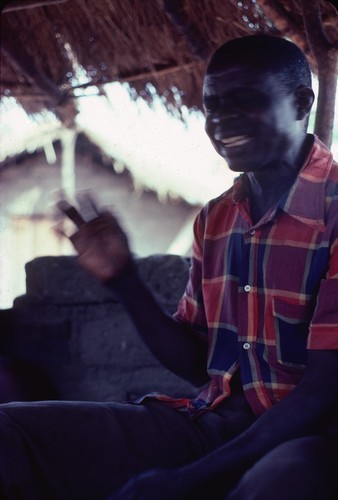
1, 396, 335, 499
0, 396, 253, 499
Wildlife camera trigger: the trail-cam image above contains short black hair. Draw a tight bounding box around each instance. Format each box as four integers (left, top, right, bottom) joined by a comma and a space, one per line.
207, 34, 312, 93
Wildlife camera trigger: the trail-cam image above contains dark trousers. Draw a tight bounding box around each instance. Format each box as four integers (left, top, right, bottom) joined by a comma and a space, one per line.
0, 396, 337, 499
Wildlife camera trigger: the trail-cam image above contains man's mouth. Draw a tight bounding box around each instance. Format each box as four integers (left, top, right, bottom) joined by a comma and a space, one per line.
219, 135, 251, 147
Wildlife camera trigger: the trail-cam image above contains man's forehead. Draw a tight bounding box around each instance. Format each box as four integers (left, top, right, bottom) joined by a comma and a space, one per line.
205, 55, 272, 77
203, 65, 275, 91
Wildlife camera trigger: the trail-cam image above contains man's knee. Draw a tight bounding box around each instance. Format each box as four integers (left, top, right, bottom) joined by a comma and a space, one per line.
228, 436, 338, 500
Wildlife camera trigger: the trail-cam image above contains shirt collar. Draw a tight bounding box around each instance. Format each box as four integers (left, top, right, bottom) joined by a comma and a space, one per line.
281, 136, 332, 229
232, 136, 333, 229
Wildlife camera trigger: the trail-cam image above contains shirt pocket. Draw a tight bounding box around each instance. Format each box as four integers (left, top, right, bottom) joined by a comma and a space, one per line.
273, 298, 312, 369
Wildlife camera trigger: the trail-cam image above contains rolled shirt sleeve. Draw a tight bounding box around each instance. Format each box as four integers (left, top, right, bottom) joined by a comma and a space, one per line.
308, 236, 338, 350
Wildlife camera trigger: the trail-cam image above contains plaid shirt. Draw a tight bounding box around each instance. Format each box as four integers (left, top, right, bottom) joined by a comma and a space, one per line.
172, 136, 338, 417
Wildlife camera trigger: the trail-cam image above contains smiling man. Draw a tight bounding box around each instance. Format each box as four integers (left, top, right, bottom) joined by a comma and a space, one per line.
0, 35, 337, 500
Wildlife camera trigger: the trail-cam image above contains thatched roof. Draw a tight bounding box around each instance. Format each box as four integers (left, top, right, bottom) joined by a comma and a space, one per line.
1, 0, 338, 126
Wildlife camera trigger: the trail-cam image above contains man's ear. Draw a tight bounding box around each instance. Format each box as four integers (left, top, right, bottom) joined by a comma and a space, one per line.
295, 86, 315, 120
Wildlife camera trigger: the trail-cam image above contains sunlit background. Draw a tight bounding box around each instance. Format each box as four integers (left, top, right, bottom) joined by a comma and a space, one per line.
0, 73, 337, 309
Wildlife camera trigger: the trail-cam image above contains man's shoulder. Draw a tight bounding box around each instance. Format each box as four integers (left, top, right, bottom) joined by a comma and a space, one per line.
305, 137, 338, 193
198, 187, 235, 226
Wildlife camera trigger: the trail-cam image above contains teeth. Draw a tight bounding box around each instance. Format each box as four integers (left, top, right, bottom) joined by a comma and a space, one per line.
220, 135, 250, 147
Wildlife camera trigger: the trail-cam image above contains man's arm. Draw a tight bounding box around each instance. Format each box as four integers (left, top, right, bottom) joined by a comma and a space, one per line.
59, 204, 209, 387
182, 349, 338, 490
106, 268, 209, 386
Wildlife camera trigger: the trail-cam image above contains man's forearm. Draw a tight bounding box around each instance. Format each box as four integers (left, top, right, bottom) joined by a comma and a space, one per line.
105, 266, 209, 387
182, 349, 338, 491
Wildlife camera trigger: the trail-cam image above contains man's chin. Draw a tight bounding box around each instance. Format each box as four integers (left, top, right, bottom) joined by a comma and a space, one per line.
225, 155, 265, 173
218, 150, 255, 173
227, 163, 246, 173
225, 157, 252, 173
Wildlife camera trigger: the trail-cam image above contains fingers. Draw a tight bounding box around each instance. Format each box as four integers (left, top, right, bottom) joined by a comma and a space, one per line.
56, 193, 126, 253
57, 193, 107, 229
57, 200, 86, 228
77, 192, 100, 221
54, 193, 131, 280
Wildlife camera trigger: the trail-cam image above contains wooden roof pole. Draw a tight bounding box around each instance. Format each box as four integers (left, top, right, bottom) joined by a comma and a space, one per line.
254, 0, 337, 148
301, 0, 338, 148
2, 0, 69, 13
161, 0, 211, 60
60, 128, 78, 199
1, 18, 78, 127
1, 22, 63, 103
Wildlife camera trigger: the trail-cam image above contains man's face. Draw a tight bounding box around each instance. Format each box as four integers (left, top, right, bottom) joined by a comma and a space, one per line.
203, 65, 300, 173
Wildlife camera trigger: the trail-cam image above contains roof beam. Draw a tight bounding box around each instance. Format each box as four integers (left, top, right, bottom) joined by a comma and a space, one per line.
2, 0, 69, 12
162, 0, 210, 60
1, 19, 63, 103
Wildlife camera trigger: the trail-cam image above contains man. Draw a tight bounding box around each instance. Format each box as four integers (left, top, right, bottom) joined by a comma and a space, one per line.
0, 35, 337, 499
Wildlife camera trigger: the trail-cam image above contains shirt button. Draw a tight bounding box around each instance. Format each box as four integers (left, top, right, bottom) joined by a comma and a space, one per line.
244, 285, 251, 292
249, 229, 255, 235
243, 342, 251, 350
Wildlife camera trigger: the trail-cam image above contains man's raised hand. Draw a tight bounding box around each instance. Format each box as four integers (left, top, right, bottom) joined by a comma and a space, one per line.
57, 196, 133, 282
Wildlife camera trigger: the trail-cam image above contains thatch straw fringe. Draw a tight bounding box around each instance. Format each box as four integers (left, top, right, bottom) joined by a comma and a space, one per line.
1, 0, 337, 121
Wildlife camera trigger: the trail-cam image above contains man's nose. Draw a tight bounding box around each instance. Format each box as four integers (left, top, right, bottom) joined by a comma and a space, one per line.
210, 97, 242, 123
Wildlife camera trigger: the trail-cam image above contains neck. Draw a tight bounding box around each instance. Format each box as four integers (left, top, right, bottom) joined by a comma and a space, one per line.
246, 134, 312, 223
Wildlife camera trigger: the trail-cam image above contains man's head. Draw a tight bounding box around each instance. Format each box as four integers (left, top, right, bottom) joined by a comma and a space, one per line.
207, 35, 312, 95
203, 35, 314, 173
